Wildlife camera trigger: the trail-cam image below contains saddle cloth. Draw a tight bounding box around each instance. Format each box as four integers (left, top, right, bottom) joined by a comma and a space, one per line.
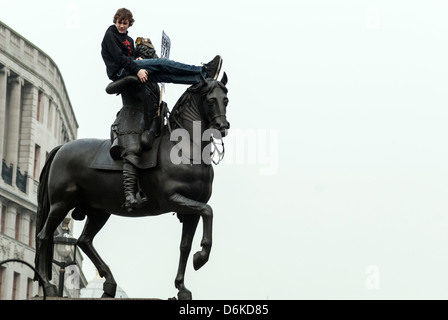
89, 133, 162, 171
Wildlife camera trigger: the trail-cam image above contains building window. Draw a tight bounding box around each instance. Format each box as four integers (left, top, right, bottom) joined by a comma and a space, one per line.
47, 100, 53, 129
29, 219, 34, 247
13, 272, 20, 300
1, 160, 13, 185
27, 278, 33, 300
0, 205, 5, 234
16, 167, 27, 193
15, 212, 21, 240
62, 124, 69, 143
37, 91, 43, 122
54, 111, 59, 136
33, 144, 41, 179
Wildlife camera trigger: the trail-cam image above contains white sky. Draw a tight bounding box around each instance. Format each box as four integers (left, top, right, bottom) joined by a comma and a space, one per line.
3, 0, 448, 299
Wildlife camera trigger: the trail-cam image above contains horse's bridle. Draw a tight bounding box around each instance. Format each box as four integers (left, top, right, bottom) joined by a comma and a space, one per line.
168, 83, 227, 165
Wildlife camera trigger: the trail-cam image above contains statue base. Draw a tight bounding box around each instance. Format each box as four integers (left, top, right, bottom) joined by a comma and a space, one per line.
30, 296, 170, 300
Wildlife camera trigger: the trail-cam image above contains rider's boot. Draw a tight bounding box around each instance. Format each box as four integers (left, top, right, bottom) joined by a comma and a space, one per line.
122, 160, 140, 212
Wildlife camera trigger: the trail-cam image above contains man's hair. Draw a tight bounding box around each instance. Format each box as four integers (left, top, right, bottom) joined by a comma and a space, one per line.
113, 8, 135, 27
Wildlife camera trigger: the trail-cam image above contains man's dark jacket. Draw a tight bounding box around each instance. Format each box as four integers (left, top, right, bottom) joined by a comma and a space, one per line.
101, 25, 140, 80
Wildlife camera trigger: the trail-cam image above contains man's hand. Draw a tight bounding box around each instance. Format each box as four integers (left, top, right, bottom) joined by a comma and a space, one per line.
137, 69, 148, 83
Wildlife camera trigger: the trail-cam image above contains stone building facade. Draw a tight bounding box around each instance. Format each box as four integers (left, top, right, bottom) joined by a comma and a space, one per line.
0, 20, 87, 299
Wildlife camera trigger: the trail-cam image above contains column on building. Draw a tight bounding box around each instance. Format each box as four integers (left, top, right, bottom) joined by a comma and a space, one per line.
19, 213, 30, 246
5, 76, 24, 186
0, 198, 3, 233
18, 83, 38, 194
0, 67, 9, 161
1, 263, 13, 300
4, 203, 17, 238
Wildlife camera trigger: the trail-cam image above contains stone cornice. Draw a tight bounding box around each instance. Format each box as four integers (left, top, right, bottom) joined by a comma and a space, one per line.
0, 20, 79, 139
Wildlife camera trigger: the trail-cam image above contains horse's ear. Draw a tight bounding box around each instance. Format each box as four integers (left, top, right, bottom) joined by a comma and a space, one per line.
220, 72, 228, 86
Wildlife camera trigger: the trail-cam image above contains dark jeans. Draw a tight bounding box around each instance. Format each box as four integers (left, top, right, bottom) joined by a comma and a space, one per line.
134, 58, 206, 84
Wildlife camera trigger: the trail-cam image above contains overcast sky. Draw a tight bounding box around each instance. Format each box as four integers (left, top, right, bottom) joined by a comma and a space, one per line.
3, 0, 448, 299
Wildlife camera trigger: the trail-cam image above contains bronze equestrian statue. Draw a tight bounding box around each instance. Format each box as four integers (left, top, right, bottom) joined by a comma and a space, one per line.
109, 77, 161, 211
34, 73, 230, 300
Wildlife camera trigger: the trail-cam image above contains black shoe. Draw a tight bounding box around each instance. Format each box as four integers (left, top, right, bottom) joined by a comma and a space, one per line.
203, 55, 222, 80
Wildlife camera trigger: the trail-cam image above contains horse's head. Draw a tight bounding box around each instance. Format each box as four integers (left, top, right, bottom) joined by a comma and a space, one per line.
170, 73, 230, 139
198, 73, 230, 137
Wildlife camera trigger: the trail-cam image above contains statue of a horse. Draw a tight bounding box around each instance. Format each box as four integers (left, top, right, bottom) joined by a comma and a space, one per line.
34, 73, 230, 300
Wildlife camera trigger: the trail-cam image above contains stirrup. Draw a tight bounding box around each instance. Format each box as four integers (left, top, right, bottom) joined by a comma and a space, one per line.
123, 192, 148, 212
136, 191, 148, 206
123, 195, 139, 212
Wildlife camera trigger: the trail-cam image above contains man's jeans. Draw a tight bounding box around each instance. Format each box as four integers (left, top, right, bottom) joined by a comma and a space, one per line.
134, 58, 206, 84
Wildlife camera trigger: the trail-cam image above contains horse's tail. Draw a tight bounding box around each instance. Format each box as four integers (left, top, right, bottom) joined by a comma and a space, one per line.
34, 145, 62, 281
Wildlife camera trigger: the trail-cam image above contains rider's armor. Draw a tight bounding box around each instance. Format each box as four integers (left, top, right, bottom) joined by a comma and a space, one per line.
109, 78, 161, 212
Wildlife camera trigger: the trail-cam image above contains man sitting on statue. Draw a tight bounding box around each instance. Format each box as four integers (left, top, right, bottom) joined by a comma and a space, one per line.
102, 8, 222, 84
101, 7, 222, 212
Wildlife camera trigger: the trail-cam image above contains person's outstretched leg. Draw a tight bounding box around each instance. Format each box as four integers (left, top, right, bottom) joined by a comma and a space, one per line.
135, 55, 222, 84
135, 58, 203, 75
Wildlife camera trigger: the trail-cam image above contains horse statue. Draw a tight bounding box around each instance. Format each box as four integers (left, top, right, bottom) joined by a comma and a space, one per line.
34, 73, 230, 300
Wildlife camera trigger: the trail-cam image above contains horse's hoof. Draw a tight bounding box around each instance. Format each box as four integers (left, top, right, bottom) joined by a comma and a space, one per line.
193, 251, 208, 271
178, 289, 192, 300
103, 282, 117, 298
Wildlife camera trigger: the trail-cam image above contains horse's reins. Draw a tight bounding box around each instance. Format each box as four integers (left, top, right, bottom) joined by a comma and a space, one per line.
167, 94, 226, 165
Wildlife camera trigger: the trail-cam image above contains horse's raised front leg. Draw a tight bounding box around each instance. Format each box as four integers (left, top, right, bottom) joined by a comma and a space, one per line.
168, 193, 213, 298
175, 214, 200, 300
76, 209, 117, 298
169, 193, 213, 270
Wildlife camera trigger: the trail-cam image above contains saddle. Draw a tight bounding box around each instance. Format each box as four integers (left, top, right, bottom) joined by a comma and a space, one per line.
89, 130, 164, 171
